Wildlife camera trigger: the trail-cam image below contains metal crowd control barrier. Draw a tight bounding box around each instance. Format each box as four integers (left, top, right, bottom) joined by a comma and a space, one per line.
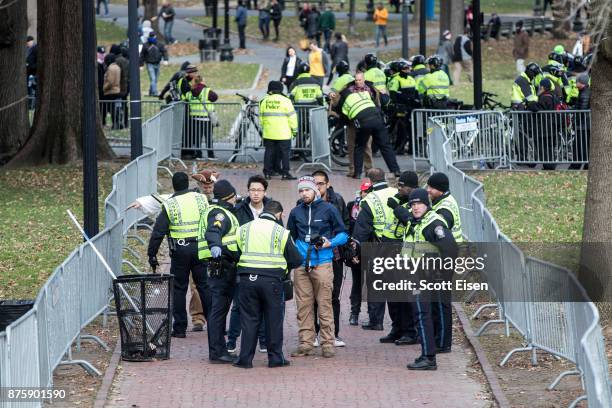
507, 110, 591, 168
411, 109, 464, 170
0, 103, 184, 408
428, 115, 611, 408
100, 100, 164, 145
296, 107, 332, 173
293, 104, 323, 153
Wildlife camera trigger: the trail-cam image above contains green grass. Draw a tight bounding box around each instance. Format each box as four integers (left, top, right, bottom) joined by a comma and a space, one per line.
480, 0, 534, 14
0, 164, 120, 299
475, 171, 587, 243
96, 20, 127, 48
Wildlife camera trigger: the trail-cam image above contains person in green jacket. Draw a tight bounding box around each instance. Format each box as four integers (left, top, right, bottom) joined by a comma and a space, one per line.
319, 6, 336, 52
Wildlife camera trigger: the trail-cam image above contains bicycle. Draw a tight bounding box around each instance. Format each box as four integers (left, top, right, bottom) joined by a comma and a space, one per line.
481, 91, 510, 111
235, 93, 263, 153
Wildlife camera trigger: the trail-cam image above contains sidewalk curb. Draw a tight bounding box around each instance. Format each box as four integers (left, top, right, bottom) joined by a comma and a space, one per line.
93, 338, 122, 408
453, 302, 511, 408
250, 63, 264, 91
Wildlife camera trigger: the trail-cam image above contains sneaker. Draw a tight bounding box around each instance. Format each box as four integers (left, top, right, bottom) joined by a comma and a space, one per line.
334, 337, 346, 347
313, 336, 320, 347
192, 323, 204, 332
321, 345, 336, 358
226, 341, 237, 353
290, 346, 315, 357
259, 345, 268, 353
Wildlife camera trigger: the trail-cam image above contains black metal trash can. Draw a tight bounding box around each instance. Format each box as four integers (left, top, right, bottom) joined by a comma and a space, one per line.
0, 300, 35, 332
113, 274, 174, 362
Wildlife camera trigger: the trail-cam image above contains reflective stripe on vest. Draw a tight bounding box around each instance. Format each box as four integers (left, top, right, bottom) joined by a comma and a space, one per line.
197, 205, 239, 260
432, 194, 464, 242
362, 186, 398, 239
402, 210, 448, 257
236, 218, 290, 270
163, 192, 209, 239
331, 74, 354, 93
364, 67, 387, 92
187, 88, 215, 117
259, 93, 298, 140
342, 91, 376, 120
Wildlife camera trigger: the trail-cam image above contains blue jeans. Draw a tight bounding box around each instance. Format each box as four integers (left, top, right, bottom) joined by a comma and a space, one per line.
227, 282, 267, 346
164, 20, 175, 43
96, 0, 109, 15
146, 63, 160, 96
375, 25, 388, 47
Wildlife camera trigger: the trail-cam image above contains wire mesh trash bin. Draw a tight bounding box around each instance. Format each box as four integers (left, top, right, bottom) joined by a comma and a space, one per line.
113, 274, 174, 361
0, 300, 35, 332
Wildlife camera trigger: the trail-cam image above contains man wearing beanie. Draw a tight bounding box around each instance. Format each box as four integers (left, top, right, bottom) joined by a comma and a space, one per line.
380, 170, 420, 346
404, 188, 457, 370
148, 172, 210, 339
260, 80, 298, 180
352, 168, 398, 331
287, 176, 348, 358
197, 179, 241, 364
427, 172, 463, 353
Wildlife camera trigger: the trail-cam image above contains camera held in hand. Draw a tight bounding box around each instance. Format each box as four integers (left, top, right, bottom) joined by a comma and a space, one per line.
309, 234, 326, 250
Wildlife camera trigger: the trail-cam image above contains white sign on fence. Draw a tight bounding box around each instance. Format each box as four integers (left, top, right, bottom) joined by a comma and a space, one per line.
455, 115, 479, 133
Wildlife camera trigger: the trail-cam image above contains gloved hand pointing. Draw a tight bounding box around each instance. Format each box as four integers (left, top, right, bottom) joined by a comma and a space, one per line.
211, 246, 222, 258
387, 197, 399, 209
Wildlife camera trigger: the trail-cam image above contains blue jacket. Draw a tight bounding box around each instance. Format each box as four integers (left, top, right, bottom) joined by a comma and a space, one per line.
287, 198, 348, 267
235, 6, 247, 26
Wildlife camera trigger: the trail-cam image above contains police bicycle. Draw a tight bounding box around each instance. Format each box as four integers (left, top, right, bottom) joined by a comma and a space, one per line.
235, 93, 263, 154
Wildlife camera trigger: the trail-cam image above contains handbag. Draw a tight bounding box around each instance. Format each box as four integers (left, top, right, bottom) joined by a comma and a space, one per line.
283, 271, 294, 301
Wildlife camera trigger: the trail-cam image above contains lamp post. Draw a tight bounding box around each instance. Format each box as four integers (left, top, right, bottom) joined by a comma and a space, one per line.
419, 0, 426, 55
401, 0, 409, 59
219, 0, 234, 61
472, 0, 483, 109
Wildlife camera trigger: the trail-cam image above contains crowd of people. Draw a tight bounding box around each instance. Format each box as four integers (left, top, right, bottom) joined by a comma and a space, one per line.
138, 164, 462, 371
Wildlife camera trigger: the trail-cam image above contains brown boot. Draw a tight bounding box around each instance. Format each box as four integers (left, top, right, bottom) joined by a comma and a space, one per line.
291, 345, 315, 357
321, 345, 336, 358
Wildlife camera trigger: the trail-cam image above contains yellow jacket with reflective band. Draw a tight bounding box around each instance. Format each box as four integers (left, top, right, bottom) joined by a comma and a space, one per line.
197, 205, 239, 259
259, 93, 298, 140
566, 76, 579, 103
290, 73, 323, 104
178, 77, 189, 100
236, 217, 290, 272
402, 209, 448, 257
364, 67, 388, 92
432, 194, 463, 242
511, 72, 537, 105
362, 186, 398, 240
388, 74, 417, 93
187, 88, 214, 117
162, 192, 209, 239
331, 73, 355, 93
342, 90, 376, 120
418, 70, 450, 98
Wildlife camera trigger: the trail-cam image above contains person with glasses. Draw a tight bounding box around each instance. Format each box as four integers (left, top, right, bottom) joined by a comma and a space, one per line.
227, 175, 273, 353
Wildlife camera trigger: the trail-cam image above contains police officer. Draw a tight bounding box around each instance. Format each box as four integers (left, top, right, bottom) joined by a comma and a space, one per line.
404, 188, 458, 370
426, 172, 463, 353
409, 54, 430, 91
330, 60, 354, 94
198, 180, 240, 364
232, 201, 303, 369
352, 168, 398, 330
147, 172, 209, 338
388, 60, 419, 154
290, 62, 324, 105
337, 72, 401, 179
185, 76, 218, 159
418, 55, 450, 109
260, 80, 298, 180
511, 62, 541, 111
363, 53, 388, 95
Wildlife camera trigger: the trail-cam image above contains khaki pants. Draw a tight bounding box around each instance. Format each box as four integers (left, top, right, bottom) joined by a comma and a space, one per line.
189, 274, 205, 325
453, 60, 473, 85
347, 124, 372, 176
294, 263, 335, 347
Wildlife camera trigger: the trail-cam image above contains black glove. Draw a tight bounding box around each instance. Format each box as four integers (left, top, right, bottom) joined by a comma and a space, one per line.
387, 196, 399, 209
149, 256, 159, 269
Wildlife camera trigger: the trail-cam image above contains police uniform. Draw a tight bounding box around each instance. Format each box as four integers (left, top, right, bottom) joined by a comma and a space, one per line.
418, 70, 450, 109
148, 173, 209, 337
364, 66, 388, 94
260, 81, 298, 179
410, 63, 430, 91
232, 212, 303, 368
197, 181, 240, 363
511, 72, 538, 110
388, 71, 418, 153
330, 73, 355, 94
403, 188, 458, 370
337, 83, 400, 178
290, 72, 324, 105
186, 86, 217, 159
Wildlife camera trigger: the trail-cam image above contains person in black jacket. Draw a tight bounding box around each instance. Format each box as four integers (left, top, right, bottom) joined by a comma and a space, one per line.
327, 32, 349, 86
535, 78, 558, 170
312, 171, 349, 347
270, 0, 283, 41
569, 73, 590, 170
280, 46, 302, 92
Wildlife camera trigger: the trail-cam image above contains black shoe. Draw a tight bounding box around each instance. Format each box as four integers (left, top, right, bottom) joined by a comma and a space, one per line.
282, 173, 297, 180
264, 173, 272, 180
393, 171, 401, 178
379, 332, 401, 343
270, 171, 281, 176
268, 360, 291, 368
349, 314, 359, 326
407, 356, 437, 370
232, 362, 253, 369
395, 335, 419, 345
209, 355, 234, 364
171, 331, 186, 338
436, 346, 452, 353
362, 322, 384, 331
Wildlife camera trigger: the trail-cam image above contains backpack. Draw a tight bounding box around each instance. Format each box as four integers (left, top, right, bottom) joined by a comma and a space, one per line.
147, 44, 162, 63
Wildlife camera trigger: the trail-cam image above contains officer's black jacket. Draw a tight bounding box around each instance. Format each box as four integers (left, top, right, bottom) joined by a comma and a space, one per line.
147, 188, 192, 258
205, 199, 236, 257
233, 213, 304, 278
410, 67, 430, 78
431, 192, 455, 230
352, 181, 392, 243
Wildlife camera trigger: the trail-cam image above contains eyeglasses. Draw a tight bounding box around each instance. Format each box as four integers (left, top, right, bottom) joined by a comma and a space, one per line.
248, 188, 265, 193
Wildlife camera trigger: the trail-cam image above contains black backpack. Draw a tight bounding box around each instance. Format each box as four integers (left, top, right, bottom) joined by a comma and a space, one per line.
147, 44, 162, 63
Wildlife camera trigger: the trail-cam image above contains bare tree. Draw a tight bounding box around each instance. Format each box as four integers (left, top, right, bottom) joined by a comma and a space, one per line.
0, 0, 29, 162
552, 0, 572, 38
7, 0, 114, 166
439, 0, 464, 39
143, 0, 160, 34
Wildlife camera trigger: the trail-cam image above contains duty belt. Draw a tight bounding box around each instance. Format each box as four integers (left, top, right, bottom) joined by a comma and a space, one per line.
172, 237, 198, 246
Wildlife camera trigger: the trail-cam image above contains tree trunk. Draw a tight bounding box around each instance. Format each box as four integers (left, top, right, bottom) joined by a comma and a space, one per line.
579, 4, 612, 303
7, 0, 113, 167
27, 0, 37, 37
439, 0, 450, 38
551, 0, 571, 39
450, 0, 465, 38
143, 0, 160, 35
0, 0, 29, 163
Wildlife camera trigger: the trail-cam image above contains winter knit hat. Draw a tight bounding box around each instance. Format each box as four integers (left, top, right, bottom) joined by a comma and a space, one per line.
268, 80, 284, 94
408, 188, 431, 207
213, 180, 237, 201
427, 172, 449, 193
398, 171, 419, 188
172, 172, 190, 192
297, 176, 319, 196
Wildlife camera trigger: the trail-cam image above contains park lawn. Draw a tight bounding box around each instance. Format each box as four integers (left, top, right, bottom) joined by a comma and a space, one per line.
96, 19, 127, 49
0, 163, 119, 300
475, 171, 587, 243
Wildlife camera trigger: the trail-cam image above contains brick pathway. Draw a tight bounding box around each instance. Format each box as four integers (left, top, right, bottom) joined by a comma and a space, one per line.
105, 170, 488, 408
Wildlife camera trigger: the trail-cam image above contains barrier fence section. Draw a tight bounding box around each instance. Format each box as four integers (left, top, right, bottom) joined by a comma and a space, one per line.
295, 107, 332, 173
0, 104, 184, 408
428, 115, 611, 408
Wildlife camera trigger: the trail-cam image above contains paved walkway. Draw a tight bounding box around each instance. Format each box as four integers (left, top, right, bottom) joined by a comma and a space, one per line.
105, 171, 488, 408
